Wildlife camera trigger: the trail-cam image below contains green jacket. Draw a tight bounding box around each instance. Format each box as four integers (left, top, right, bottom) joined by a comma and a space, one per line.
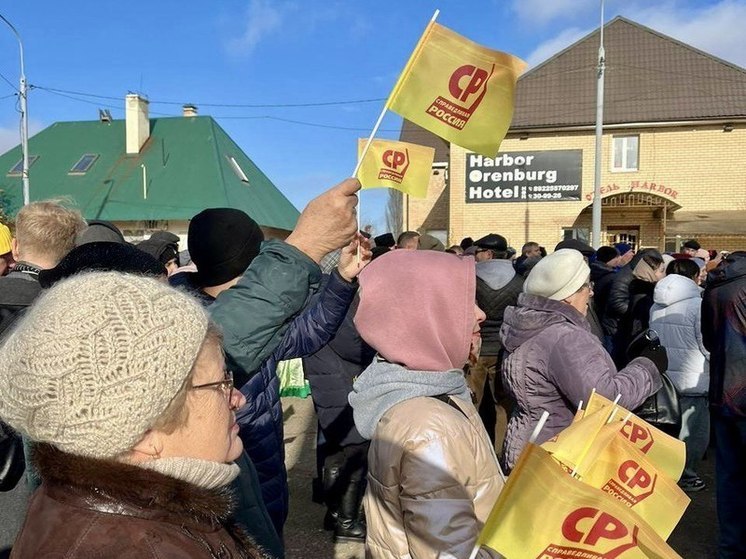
208, 240, 321, 557
211, 239, 322, 385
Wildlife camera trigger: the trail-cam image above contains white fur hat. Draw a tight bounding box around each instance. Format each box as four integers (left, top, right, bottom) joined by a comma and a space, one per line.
524, 249, 590, 301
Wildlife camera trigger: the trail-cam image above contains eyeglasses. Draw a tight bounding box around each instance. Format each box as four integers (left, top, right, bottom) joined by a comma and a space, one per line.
190, 370, 234, 395
581, 281, 595, 292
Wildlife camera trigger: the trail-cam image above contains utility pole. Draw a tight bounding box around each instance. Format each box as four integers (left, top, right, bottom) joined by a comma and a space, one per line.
591, 0, 605, 248
0, 14, 30, 205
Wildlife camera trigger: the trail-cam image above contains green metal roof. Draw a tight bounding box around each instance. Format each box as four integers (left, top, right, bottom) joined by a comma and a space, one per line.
0, 116, 299, 230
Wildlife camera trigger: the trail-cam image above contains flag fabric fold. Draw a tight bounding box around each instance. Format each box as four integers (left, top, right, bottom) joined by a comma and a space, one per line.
541, 408, 620, 477
356, 139, 435, 198
387, 22, 526, 158
586, 392, 686, 481
478, 444, 682, 559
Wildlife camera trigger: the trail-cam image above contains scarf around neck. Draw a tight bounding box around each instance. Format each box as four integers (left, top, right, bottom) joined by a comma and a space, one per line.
348, 359, 471, 440
140, 456, 240, 490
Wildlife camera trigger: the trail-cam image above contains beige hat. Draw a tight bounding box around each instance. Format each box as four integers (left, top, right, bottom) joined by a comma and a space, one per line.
524, 249, 590, 301
0, 272, 209, 459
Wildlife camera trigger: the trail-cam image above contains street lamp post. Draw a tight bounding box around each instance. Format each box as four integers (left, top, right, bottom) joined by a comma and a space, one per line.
0, 14, 30, 205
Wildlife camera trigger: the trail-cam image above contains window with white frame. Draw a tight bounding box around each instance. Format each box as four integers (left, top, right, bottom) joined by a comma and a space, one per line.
611, 135, 639, 172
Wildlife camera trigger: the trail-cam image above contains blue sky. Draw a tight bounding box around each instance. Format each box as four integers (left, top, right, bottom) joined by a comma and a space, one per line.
1, 0, 744, 234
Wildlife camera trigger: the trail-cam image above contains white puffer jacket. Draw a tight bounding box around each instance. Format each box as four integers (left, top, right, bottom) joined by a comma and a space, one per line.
649, 274, 709, 395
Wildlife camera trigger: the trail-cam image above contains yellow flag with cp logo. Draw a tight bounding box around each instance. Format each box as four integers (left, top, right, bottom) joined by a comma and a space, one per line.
387, 22, 526, 158
357, 139, 435, 198
586, 392, 686, 481
580, 433, 690, 540
478, 444, 682, 559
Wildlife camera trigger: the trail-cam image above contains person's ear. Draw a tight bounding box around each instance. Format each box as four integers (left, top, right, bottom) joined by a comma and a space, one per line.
130, 430, 165, 460
11, 238, 19, 261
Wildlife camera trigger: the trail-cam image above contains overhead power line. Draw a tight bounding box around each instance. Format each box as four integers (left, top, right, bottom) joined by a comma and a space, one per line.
32, 85, 404, 132
31, 84, 387, 108
0, 71, 18, 92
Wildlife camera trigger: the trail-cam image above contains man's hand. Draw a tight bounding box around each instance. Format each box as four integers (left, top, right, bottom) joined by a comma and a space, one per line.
337, 234, 372, 282
286, 178, 360, 263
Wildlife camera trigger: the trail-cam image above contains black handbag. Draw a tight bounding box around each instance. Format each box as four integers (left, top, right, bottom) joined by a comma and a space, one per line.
626, 329, 681, 434
0, 420, 25, 492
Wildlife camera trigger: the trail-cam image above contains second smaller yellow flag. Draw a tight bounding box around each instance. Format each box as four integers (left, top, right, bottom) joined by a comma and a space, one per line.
357, 139, 435, 198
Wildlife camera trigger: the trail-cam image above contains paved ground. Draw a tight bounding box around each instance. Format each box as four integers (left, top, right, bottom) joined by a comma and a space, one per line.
282, 396, 719, 559
283, 396, 363, 559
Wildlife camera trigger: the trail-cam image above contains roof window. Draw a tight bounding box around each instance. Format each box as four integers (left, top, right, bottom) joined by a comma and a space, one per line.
7, 155, 39, 176
69, 154, 99, 175
227, 156, 250, 183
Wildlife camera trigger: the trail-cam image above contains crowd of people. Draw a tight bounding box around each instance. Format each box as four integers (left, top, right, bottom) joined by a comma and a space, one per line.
0, 189, 744, 558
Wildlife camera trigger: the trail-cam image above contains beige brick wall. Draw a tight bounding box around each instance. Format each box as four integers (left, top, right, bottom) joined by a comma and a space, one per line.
406, 171, 448, 233
406, 124, 746, 250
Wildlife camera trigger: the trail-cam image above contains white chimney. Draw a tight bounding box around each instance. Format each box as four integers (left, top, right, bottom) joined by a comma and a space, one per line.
126, 94, 150, 154
182, 104, 198, 117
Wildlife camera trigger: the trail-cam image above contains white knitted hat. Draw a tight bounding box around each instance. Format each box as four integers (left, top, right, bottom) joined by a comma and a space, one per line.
524, 249, 590, 301
0, 272, 209, 459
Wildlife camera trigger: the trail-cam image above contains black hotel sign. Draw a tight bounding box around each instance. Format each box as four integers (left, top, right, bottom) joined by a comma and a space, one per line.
465, 150, 582, 203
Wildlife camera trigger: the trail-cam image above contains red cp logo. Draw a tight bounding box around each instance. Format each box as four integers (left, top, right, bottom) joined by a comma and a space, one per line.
618, 460, 652, 490
622, 421, 654, 454
447, 64, 494, 110
382, 149, 409, 172
561, 507, 639, 558
448, 65, 489, 102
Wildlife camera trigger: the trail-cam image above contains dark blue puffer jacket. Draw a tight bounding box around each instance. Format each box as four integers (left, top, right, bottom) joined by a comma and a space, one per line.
236, 269, 358, 537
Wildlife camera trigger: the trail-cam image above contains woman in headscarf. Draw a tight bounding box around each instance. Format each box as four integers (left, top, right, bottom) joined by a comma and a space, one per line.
349, 250, 504, 559
500, 249, 665, 472
0, 272, 267, 558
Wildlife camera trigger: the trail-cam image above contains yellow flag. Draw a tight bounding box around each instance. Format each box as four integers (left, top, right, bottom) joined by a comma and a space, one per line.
541, 408, 621, 476
387, 22, 526, 158
581, 434, 690, 540
479, 444, 682, 559
356, 139, 435, 198
586, 393, 685, 481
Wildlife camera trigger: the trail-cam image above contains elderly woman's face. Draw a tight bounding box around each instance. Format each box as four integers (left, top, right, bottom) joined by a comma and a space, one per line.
159, 339, 246, 463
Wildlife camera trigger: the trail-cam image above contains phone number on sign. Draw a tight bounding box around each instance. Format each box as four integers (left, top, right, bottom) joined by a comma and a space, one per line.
527, 192, 563, 200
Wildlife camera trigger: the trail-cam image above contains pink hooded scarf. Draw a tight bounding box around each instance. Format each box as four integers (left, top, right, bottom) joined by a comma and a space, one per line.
354, 250, 476, 372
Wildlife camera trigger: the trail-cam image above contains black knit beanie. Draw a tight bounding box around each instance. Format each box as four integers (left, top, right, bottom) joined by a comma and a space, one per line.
188, 208, 264, 288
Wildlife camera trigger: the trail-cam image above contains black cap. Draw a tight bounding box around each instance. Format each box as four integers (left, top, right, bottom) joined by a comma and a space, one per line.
596, 246, 621, 264
460, 237, 474, 250
475, 234, 508, 252
373, 233, 396, 248
188, 208, 264, 288
137, 233, 180, 267
39, 242, 164, 288
555, 239, 596, 258
76, 220, 126, 246
683, 239, 701, 250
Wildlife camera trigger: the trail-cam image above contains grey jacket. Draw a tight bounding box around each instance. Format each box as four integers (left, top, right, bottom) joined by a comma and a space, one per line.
499, 293, 661, 471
